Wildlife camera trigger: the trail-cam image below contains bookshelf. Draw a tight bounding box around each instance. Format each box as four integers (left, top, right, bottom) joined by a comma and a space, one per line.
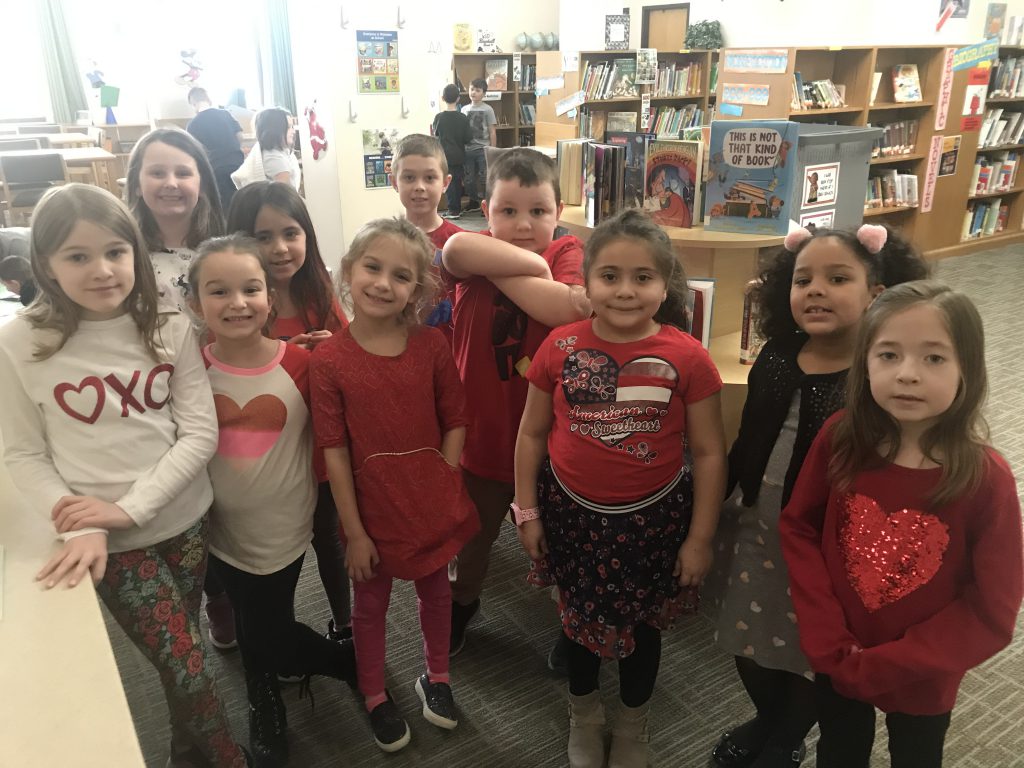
452, 53, 537, 148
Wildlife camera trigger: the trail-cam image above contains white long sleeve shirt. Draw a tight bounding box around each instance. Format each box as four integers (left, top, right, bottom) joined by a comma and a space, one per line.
0, 311, 217, 552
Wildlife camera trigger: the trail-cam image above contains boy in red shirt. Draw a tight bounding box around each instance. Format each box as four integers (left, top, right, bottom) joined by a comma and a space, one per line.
441, 148, 591, 654
392, 134, 463, 341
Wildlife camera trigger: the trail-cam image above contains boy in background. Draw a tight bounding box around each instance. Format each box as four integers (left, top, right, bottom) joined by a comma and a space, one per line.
0, 255, 36, 306
432, 84, 473, 220
441, 148, 590, 655
186, 87, 244, 209
391, 133, 463, 342
460, 78, 497, 214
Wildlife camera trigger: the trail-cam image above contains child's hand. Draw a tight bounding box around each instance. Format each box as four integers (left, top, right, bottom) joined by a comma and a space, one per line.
516, 519, 547, 560
288, 330, 332, 349
345, 535, 380, 582
52, 496, 134, 533
37, 532, 109, 589
674, 536, 713, 587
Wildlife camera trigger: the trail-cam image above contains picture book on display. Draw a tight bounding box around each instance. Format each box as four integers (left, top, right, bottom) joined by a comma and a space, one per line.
705, 120, 799, 235
584, 142, 627, 227
605, 131, 655, 208
892, 64, 923, 103
643, 140, 703, 229
556, 138, 591, 206
485, 59, 509, 91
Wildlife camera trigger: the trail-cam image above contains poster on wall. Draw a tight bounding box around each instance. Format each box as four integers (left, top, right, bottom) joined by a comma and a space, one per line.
362, 127, 400, 189
636, 49, 658, 84
722, 50, 789, 74
357, 31, 400, 94
937, 0, 970, 31
722, 84, 770, 106
938, 135, 962, 176
802, 162, 839, 209
961, 67, 990, 131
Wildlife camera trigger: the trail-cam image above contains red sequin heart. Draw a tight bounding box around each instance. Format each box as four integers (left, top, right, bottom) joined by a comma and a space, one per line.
841, 493, 949, 612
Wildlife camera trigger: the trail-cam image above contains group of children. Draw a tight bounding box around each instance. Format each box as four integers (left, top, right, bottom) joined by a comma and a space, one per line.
0, 121, 1019, 768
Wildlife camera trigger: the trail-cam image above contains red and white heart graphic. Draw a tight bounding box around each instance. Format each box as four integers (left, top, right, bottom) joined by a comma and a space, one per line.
841, 493, 949, 612
214, 394, 287, 464
54, 376, 106, 424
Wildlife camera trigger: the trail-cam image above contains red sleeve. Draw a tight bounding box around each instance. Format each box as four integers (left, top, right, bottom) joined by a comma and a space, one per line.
327, 299, 348, 331
682, 341, 723, 404
525, 330, 558, 393
833, 453, 1024, 700
429, 328, 468, 432
779, 416, 861, 674
309, 341, 348, 449
546, 236, 585, 286
279, 343, 312, 410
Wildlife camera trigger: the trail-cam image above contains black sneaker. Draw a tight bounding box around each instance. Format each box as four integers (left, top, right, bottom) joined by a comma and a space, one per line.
449, 598, 480, 657
325, 619, 353, 642
415, 674, 458, 730
246, 672, 288, 768
441, 211, 462, 220
368, 693, 411, 752
463, 202, 482, 213
547, 632, 570, 676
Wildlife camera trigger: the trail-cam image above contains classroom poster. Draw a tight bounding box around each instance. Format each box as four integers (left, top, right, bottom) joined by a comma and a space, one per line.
921, 134, 944, 213
802, 162, 839, 209
935, 47, 956, 130
722, 50, 789, 74
636, 49, 658, 84
722, 84, 771, 106
938, 134, 962, 176
362, 127, 400, 188
799, 209, 835, 229
357, 31, 400, 94
961, 67, 990, 131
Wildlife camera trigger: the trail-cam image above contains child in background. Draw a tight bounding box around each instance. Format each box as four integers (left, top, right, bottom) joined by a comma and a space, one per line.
515, 208, 726, 768
186, 86, 245, 211
441, 148, 591, 656
311, 218, 478, 752
0, 254, 37, 305
125, 127, 236, 649
432, 84, 474, 220
255, 107, 301, 190
189, 236, 357, 766
226, 181, 352, 644
0, 184, 246, 767
781, 281, 1022, 768
391, 133, 463, 341
705, 224, 929, 768
461, 77, 497, 213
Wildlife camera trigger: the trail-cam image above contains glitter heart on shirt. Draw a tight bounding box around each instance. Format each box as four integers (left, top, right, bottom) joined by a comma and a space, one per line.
841, 492, 950, 612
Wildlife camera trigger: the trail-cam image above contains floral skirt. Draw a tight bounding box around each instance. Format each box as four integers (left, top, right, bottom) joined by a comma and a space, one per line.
528, 460, 698, 659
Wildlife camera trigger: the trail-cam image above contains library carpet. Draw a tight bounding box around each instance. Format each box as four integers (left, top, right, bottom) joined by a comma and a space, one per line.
107, 244, 1024, 767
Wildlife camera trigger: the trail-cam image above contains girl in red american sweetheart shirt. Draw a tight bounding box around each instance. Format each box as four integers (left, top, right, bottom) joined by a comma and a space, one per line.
310, 217, 478, 754
514, 208, 727, 768
780, 281, 1023, 768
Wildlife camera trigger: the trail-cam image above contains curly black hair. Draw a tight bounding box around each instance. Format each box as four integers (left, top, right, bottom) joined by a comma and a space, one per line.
754, 224, 930, 341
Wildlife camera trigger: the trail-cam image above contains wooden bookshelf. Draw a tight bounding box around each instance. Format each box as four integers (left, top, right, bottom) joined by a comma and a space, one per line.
452, 53, 537, 147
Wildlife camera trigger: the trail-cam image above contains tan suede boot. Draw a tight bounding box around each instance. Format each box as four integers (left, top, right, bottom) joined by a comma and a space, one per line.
608, 701, 651, 768
568, 690, 607, 768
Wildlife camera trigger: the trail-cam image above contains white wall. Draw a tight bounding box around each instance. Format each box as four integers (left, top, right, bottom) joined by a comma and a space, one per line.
560, 0, 1024, 52
289, 2, 559, 267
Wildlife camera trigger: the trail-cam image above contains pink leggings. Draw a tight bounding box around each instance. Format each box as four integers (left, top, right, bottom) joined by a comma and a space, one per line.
352, 564, 451, 705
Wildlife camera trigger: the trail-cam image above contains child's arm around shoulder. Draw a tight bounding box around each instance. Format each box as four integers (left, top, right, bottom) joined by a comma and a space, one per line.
491, 237, 591, 328
441, 232, 553, 280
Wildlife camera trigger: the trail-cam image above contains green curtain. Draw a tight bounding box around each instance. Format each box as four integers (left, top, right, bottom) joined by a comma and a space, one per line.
266, 0, 297, 115
36, 0, 88, 124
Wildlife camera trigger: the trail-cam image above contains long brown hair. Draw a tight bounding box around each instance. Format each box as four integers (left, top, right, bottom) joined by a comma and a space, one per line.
125, 128, 225, 252
26, 184, 163, 360
829, 280, 989, 507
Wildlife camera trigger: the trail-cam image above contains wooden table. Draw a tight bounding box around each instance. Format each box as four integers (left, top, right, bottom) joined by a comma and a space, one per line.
17, 133, 97, 149
0, 437, 145, 766
0, 147, 120, 195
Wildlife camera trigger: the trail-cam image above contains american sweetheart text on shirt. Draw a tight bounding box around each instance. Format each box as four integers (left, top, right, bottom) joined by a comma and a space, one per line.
53, 364, 174, 424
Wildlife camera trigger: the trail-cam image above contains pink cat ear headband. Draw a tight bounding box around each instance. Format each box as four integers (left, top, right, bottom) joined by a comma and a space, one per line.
783, 223, 888, 254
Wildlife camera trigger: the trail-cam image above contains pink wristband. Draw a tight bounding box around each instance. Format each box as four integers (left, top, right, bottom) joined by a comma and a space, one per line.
510, 501, 541, 526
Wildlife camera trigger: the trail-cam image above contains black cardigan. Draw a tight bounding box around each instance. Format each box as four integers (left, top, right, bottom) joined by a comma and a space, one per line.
727, 333, 848, 508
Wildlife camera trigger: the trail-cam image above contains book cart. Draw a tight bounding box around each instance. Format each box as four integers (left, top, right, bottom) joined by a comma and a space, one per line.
452, 52, 537, 148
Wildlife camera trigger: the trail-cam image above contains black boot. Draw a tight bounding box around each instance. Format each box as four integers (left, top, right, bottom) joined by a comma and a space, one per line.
246, 672, 288, 768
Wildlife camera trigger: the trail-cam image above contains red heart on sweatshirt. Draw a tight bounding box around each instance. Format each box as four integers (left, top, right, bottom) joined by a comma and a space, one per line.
213, 394, 287, 460
54, 376, 106, 424
841, 493, 949, 612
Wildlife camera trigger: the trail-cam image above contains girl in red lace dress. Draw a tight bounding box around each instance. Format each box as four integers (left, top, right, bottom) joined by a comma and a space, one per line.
310, 218, 478, 753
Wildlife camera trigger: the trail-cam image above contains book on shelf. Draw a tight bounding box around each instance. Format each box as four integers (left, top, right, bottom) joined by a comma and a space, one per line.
740, 280, 766, 365
706, 120, 799, 235
709, 62, 719, 94
518, 103, 537, 125
891, 64, 923, 103
485, 59, 509, 91
654, 61, 704, 97
979, 107, 1024, 147
970, 152, 1019, 195
1006, 16, 1024, 45
988, 56, 1022, 98
865, 169, 918, 209
961, 199, 1009, 240
685, 279, 716, 350
580, 107, 608, 142
607, 112, 638, 133
520, 64, 536, 90
868, 119, 920, 157
605, 130, 655, 209
649, 104, 702, 138
556, 138, 591, 206
643, 139, 703, 229
584, 142, 627, 227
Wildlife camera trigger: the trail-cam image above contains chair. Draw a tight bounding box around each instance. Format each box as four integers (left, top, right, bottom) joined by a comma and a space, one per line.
17, 124, 61, 135
0, 138, 44, 151
0, 153, 69, 226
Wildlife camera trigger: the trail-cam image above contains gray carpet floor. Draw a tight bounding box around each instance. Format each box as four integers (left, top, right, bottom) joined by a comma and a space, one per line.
106, 244, 1024, 767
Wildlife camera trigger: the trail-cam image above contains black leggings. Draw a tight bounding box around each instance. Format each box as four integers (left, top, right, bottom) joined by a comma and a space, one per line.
734, 655, 817, 749
210, 553, 350, 680
311, 481, 351, 626
815, 675, 951, 768
567, 623, 661, 707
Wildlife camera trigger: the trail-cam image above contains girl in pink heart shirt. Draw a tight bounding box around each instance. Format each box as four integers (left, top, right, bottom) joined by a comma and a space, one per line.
0, 184, 247, 767
781, 281, 1023, 768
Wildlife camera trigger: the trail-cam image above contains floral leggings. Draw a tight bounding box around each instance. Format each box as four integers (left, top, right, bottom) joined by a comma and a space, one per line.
96, 515, 245, 768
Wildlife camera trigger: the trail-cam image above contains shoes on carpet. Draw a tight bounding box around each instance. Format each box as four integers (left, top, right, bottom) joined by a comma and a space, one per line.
415, 674, 458, 729
368, 692, 411, 752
